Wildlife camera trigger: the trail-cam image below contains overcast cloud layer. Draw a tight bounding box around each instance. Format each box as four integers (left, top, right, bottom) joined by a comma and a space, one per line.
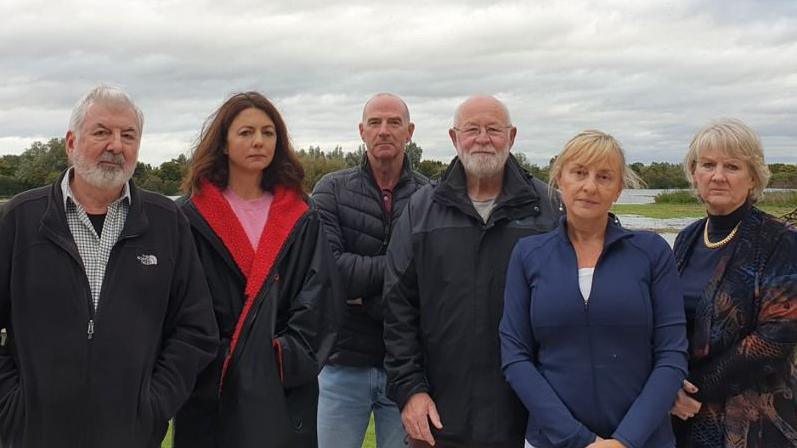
1, 0, 795, 165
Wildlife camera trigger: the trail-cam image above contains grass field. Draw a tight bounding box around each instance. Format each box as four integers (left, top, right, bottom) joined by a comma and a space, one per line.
612, 203, 794, 219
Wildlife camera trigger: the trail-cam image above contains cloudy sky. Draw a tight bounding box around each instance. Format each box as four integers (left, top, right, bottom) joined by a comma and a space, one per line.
1, 0, 795, 166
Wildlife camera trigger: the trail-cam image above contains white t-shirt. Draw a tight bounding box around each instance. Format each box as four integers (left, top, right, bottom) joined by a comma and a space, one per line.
578, 267, 595, 303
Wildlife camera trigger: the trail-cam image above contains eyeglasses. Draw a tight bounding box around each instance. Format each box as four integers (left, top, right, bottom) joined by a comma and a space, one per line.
452, 125, 512, 139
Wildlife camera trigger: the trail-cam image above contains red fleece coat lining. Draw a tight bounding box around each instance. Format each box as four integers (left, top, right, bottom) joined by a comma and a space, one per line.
191, 181, 308, 389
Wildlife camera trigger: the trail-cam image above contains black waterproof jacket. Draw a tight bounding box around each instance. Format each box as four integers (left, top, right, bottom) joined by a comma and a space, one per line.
383, 155, 560, 447
174, 187, 343, 448
312, 155, 427, 367
0, 175, 219, 448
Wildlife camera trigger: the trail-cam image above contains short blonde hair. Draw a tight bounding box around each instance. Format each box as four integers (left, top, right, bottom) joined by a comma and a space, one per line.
683, 118, 770, 203
549, 129, 644, 191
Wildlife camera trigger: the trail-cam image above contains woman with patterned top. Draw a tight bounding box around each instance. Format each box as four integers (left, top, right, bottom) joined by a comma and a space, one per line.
172, 92, 342, 448
671, 118, 797, 448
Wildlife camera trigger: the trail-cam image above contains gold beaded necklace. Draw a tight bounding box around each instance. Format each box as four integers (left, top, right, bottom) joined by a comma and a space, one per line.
703, 220, 741, 249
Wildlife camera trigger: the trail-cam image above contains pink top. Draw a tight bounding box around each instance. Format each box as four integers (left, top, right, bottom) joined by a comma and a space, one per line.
222, 188, 273, 250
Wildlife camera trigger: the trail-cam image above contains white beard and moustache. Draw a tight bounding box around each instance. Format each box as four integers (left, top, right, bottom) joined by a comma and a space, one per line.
70, 150, 135, 190
458, 144, 509, 179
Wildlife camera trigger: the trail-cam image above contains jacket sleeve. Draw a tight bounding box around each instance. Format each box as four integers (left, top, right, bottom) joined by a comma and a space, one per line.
148, 209, 219, 421
312, 175, 386, 301
0, 207, 24, 443
500, 242, 597, 448
690, 230, 797, 402
612, 237, 688, 448
273, 211, 344, 389
382, 202, 428, 411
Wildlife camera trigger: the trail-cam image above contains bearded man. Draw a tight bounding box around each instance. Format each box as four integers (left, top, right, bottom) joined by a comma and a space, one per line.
383, 95, 560, 448
0, 85, 218, 448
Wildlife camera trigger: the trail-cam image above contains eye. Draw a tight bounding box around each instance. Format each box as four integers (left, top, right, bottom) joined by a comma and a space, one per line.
368, 120, 381, 127
239, 129, 252, 136
486, 127, 504, 136
122, 132, 136, 141
726, 164, 739, 171
700, 161, 715, 169
462, 127, 480, 137
93, 129, 110, 137
264, 129, 276, 137
388, 119, 402, 127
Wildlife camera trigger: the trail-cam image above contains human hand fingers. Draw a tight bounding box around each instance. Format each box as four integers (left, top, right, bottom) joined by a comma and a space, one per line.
683, 379, 699, 394
427, 399, 443, 430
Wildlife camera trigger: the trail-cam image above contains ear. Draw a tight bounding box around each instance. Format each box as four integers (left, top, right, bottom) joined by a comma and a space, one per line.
507, 126, 517, 149
448, 128, 458, 148
65, 130, 77, 157
406, 122, 416, 141
358, 122, 366, 141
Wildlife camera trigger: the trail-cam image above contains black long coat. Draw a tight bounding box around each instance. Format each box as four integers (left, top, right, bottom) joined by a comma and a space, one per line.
174, 184, 343, 448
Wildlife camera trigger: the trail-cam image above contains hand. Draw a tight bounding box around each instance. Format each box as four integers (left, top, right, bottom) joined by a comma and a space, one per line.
585, 439, 626, 448
401, 392, 443, 446
670, 379, 702, 420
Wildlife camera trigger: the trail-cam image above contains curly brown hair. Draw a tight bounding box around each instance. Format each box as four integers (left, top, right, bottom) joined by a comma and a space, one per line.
182, 91, 304, 194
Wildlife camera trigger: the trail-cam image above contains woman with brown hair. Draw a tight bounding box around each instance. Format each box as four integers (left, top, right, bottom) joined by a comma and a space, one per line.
173, 91, 342, 448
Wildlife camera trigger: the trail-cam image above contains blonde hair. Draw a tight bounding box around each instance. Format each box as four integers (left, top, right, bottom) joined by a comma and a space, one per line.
683, 118, 770, 203
549, 129, 644, 191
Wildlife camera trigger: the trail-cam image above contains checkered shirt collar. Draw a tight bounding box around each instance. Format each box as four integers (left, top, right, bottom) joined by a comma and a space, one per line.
61, 167, 131, 210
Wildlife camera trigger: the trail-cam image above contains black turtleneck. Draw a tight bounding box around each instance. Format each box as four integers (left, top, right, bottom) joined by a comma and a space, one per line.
681, 201, 751, 334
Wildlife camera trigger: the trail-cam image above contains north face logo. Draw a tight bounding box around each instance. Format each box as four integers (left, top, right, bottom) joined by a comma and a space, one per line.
137, 254, 158, 266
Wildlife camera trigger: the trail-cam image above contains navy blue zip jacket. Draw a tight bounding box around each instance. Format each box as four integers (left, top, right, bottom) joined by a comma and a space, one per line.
500, 216, 688, 448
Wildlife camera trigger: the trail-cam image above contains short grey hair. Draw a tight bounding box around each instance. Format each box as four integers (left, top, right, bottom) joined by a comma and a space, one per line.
68, 84, 144, 135
683, 118, 770, 203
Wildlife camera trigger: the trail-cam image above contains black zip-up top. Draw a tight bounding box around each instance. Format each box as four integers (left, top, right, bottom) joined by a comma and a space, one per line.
383, 155, 560, 447
312, 154, 427, 367
0, 173, 219, 448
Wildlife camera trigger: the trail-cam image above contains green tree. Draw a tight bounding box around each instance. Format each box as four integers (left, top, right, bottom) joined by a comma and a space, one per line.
15, 138, 68, 187
417, 159, 446, 180
405, 142, 423, 168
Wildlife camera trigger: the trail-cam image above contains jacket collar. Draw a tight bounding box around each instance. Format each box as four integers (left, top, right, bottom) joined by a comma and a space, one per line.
555, 213, 632, 250
41, 169, 149, 247
433, 154, 543, 223
360, 152, 416, 191
190, 181, 308, 301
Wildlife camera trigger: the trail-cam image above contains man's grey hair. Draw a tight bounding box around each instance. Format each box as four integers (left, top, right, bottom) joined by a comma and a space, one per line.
68, 84, 144, 135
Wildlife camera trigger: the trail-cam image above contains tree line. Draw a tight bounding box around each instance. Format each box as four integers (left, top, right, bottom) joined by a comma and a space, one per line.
1, 138, 795, 197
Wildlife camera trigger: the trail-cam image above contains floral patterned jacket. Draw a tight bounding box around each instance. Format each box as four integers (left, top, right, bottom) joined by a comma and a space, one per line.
673, 207, 797, 448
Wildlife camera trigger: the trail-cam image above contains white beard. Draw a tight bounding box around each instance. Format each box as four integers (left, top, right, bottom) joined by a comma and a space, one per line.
459, 147, 509, 179
70, 150, 134, 190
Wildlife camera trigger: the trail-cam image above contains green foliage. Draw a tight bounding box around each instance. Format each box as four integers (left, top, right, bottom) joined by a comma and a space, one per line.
16, 138, 69, 187
759, 190, 797, 207
417, 159, 447, 180
297, 145, 349, 192
769, 163, 797, 188
654, 190, 699, 204
632, 162, 690, 189
405, 142, 423, 169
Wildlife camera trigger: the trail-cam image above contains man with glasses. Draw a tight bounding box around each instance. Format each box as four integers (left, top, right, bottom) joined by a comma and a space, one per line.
383, 95, 560, 447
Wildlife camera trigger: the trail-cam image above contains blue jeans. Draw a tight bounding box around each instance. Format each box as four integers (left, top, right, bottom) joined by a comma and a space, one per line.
318, 365, 407, 448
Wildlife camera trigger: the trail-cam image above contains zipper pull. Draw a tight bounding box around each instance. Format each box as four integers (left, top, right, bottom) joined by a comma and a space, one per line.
87, 319, 95, 340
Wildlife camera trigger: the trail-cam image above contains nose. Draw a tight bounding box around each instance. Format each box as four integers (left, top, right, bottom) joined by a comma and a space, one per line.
581, 175, 598, 192
710, 166, 727, 183
474, 128, 491, 144
378, 121, 390, 136
106, 131, 123, 153
253, 131, 264, 147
